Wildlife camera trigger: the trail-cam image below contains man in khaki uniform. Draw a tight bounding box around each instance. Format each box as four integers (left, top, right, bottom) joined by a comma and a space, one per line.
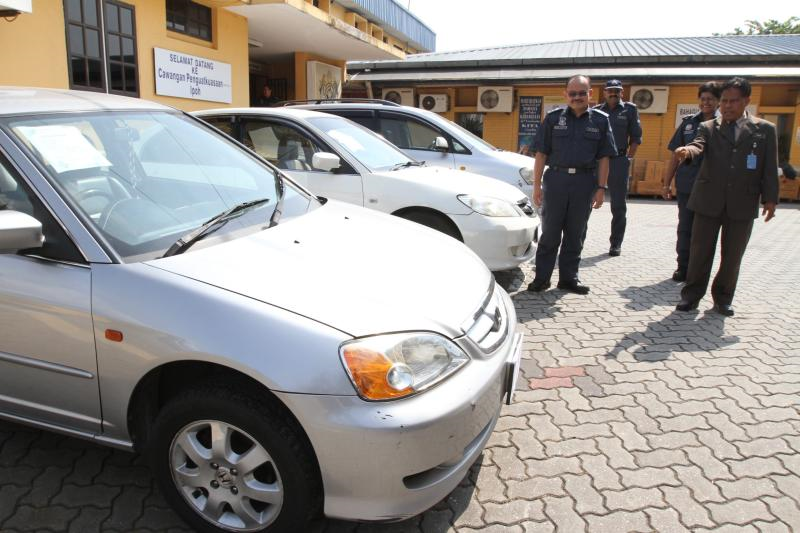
674, 77, 778, 317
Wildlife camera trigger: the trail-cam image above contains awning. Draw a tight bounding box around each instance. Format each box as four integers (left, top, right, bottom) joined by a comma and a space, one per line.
351, 66, 800, 84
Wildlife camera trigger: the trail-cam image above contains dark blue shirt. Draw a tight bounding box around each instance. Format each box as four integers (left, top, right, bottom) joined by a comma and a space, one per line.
534, 107, 618, 168
668, 111, 710, 193
594, 101, 642, 157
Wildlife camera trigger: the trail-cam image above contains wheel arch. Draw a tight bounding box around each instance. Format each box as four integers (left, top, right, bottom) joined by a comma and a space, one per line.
391, 206, 463, 242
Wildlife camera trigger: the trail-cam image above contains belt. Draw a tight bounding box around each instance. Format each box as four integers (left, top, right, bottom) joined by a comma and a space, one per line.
549, 165, 596, 175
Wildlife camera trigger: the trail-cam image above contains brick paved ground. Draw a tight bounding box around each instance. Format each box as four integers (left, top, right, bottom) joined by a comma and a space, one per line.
1, 199, 799, 532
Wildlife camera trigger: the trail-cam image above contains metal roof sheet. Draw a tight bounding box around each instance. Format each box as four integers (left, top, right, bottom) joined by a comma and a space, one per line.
349, 35, 800, 70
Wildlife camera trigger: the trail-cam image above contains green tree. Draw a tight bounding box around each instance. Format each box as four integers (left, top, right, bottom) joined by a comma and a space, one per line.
725, 17, 800, 35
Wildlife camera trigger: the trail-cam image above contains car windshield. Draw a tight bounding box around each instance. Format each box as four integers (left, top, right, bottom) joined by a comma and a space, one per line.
306, 116, 415, 171
4, 111, 312, 262
444, 118, 499, 152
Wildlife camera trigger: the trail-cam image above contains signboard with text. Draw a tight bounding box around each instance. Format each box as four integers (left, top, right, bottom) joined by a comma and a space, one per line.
517, 96, 542, 155
154, 47, 232, 104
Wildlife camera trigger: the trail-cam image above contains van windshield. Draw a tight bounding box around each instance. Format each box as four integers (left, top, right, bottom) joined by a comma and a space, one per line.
6, 111, 312, 262
307, 116, 416, 171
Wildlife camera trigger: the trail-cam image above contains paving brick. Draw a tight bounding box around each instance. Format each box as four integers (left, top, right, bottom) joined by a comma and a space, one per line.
544, 366, 585, 378
492, 446, 527, 481
526, 414, 561, 442
419, 509, 453, 533
573, 376, 604, 397
0, 485, 29, 524
507, 477, 565, 500
694, 429, 742, 460
584, 511, 650, 533
544, 438, 598, 458
646, 431, 700, 450
448, 485, 484, 529
632, 449, 689, 468
541, 496, 586, 533
685, 447, 735, 481
719, 386, 763, 409
525, 457, 582, 478
595, 437, 636, 469
510, 430, 546, 461
620, 406, 660, 434
558, 387, 591, 412
483, 499, 545, 525
619, 467, 680, 489
521, 522, 556, 533
580, 454, 622, 491
718, 477, 782, 500
776, 453, 800, 476
743, 421, 797, 440
474, 465, 506, 503
658, 414, 711, 432
543, 400, 578, 425
563, 474, 604, 515
751, 521, 792, 533
495, 415, 533, 432
711, 399, 757, 424
706, 499, 775, 525
750, 407, 799, 423
603, 487, 666, 511
662, 486, 715, 528
503, 401, 546, 418
589, 395, 636, 410
728, 457, 789, 478
735, 437, 793, 458
764, 496, 800, 531
529, 377, 573, 390
68, 507, 112, 533
705, 412, 749, 442
2, 505, 79, 531
103, 485, 149, 531
773, 474, 800, 505
645, 507, 689, 533
561, 423, 613, 440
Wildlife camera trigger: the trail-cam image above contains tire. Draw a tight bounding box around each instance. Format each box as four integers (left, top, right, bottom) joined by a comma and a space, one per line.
148, 384, 320, 533
399, 210, 462, 241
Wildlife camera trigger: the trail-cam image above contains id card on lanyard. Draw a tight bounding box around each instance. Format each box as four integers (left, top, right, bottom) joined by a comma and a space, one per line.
747, 141, 757, 170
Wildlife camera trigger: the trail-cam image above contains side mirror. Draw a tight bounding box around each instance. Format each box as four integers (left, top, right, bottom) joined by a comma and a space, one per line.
433, 136, 449, 151
312, 152, 341, 172
0, 210, 44, 253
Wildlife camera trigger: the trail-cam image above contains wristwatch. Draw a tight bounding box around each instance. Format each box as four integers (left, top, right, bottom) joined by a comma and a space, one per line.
598, 185, 608, 190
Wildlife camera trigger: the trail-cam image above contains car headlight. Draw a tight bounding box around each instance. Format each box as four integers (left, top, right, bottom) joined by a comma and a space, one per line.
458, 194, 521, 217
340, 332, 469, 401
519, 167, 534, 185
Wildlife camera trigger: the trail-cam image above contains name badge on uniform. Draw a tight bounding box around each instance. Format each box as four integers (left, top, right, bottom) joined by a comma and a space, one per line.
747, 154, 757, 170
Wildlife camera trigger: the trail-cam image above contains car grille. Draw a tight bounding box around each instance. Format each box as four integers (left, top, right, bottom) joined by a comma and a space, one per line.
461, 283, 509, 354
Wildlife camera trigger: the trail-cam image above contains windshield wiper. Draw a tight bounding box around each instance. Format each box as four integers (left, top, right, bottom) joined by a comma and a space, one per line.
267, 173, 286, 228
162, 198, 271, 258
390, 161, 426, 171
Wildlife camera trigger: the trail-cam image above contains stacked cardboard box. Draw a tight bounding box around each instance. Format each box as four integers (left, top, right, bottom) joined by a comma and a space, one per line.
633, 160, 666, 196
779, 177, 799, 201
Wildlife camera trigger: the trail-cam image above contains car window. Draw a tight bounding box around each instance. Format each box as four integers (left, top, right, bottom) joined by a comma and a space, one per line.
203, 116, 236, 137
324, 110, 375, 130
307, 116, 413, 172
0, 153, 83, 263
378, 114, 445, 152
243, 120, 321, 171
6, 111, 311, 262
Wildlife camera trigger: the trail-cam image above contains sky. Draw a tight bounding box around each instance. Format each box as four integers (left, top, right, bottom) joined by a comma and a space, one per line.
403, 1, 799, 53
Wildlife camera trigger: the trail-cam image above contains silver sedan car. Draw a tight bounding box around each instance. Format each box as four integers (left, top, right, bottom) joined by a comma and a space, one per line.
0, 88, 522, 533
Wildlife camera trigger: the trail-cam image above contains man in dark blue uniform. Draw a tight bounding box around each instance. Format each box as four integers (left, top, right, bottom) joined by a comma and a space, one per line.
662, 81, 721, 282
527, 75, 617, 295
593, 79, 642, 256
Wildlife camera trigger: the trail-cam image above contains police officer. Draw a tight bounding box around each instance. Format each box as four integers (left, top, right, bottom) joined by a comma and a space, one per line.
662, 81, 721, 282
527, 75, 617, 295
593, 79, 642, 256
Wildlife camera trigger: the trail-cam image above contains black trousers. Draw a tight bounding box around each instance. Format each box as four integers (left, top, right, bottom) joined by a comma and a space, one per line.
681, 211, 754, 306
608, 157, 630, 248
675, 192, 694, 272
534, 169, 596, 283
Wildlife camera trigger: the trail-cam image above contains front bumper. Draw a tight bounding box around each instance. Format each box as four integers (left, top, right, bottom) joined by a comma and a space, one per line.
274, 291, 521, 522
455, 212, 539, 271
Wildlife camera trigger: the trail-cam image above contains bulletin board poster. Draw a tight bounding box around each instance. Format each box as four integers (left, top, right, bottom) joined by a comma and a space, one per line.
517, 96, 543, 156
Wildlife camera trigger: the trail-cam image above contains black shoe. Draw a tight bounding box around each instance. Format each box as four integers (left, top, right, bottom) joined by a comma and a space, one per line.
713, 303, 735, 317
557, 280, 590, 295
672, 269, 687, 282
527, 279, 551, 292
675, 299, 699, 311
608, 246, 621, 257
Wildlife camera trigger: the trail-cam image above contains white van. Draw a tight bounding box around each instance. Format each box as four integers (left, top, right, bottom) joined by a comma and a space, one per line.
293, 101, 535, 197
195, 107, 539, 271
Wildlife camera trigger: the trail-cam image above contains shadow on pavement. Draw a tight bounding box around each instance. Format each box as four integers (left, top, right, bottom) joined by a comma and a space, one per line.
493, 266, 525, 293
579, 252, 614, 269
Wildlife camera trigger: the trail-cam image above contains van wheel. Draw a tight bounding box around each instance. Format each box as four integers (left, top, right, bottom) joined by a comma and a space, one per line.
399, 210, 462, 241
148, 385, 320, 533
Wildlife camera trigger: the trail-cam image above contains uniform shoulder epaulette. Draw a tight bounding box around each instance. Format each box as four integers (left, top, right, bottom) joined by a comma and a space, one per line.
546, 107, 564, 115
591, 108, 609, 118
625, 101, 638, 109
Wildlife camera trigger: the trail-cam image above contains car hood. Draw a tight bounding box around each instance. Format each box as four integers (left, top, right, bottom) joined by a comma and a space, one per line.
378, 165, 528, 202
147, 200, 492, 338
489, 149, 536, 169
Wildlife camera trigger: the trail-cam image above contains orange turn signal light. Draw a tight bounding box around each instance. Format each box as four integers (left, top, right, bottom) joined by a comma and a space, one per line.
341, 346, 412, 400
105, 329, 123, 342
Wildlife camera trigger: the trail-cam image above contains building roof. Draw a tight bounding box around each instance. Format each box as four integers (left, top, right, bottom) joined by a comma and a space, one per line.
349, 34, 800, 71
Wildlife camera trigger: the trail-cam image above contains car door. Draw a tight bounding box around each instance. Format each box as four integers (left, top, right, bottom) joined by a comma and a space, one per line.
0, 151, 100, 434
377, 111, 455, 169
240, 117, 364, 206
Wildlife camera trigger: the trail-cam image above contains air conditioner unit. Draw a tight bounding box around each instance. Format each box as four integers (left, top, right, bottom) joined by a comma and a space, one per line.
381, 87, 414, 106
630, 86, 669, 114
418, 94, 449, 113
477, 86, 513, 113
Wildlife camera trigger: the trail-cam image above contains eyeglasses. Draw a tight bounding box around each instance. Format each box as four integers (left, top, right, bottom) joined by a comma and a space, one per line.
567, 91, 588, 98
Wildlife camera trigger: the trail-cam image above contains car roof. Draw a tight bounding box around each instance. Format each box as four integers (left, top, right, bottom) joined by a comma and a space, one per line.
193, 107, 335, 121
0, 86, 172, 116
293, 102, 413, 112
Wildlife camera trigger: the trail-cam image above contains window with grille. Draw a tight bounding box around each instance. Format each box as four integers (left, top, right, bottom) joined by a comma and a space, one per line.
166, 0, 212, 42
